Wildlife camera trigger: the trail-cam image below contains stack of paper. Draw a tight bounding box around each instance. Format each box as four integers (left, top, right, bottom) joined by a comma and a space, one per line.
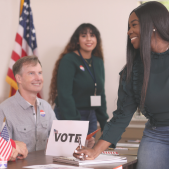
23, 164, 93, 169
116, 143, 139, 148
53, 154, 127, 166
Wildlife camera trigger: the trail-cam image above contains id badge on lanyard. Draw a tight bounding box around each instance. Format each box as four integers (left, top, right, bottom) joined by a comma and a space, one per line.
78, 50, 101, 107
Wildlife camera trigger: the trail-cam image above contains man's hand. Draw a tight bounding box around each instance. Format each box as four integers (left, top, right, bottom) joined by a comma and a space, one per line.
9, 148, 18, 161
15, 141, 28, 159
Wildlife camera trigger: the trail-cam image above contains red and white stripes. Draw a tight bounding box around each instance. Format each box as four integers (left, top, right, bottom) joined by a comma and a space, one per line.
102, 151, 119, 155
0, 137, 12, 161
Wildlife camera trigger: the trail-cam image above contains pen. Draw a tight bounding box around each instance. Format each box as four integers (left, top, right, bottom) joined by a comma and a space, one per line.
85, 128, 101, 147
78, 136, 85, 160
78, 136, 82, 149
86, 128, 101, 140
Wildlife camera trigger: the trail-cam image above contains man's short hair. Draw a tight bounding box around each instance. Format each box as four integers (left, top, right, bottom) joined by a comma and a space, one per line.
12, 56, 42, 76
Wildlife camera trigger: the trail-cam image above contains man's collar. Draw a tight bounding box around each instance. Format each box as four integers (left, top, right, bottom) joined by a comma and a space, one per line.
26, 98, 40, 107
14, 90, 41, 109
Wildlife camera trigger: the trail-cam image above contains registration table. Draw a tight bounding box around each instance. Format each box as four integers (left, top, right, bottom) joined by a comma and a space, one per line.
7, 150, 137, 169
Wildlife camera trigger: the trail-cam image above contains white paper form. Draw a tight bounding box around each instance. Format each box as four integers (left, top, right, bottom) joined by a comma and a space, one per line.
65, 154, 127, 165
23, 164, 93, 169
46, 120, 89, 157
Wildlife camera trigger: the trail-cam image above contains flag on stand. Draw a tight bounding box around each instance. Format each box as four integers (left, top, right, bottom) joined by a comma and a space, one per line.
0, 124, 12, 161
6, 0, 41, 98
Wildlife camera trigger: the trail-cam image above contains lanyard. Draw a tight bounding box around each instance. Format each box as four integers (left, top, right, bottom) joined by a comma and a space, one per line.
78, 50, 97, 95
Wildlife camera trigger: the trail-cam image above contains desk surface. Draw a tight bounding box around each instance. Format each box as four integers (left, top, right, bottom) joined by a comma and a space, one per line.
7, 150, 137, 169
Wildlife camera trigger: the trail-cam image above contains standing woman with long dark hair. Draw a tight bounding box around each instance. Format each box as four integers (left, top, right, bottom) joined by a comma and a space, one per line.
48, 23, 109, 144
74, 2, 169, 168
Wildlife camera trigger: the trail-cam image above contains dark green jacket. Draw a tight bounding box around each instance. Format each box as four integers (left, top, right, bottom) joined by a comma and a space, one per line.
55, 52, 109, 131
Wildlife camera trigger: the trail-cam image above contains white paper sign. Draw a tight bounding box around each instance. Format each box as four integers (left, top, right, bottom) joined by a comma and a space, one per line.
46, 120, 89, 157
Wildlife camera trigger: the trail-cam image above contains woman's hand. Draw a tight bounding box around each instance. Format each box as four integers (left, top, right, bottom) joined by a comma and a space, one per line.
73, 140, 111, 160
73, 146, 98, 160
86, 137, 95, 148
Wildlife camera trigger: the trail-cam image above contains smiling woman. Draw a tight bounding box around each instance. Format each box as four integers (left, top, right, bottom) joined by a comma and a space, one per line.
73, 2, 169, 169
127, 12, 140, 49
48, 23, 109, 141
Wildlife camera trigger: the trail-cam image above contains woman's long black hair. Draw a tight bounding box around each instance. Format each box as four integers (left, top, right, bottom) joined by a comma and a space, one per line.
126, 1, 169, 108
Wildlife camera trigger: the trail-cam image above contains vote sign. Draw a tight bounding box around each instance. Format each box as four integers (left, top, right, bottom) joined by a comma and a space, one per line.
46, 120, 89, 157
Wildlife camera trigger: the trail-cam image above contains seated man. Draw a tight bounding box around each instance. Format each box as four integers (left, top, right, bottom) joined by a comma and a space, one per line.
0, 56, 56, 154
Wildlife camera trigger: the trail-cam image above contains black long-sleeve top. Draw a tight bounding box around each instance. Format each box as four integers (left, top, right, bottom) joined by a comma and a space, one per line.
101, 49, 169, 147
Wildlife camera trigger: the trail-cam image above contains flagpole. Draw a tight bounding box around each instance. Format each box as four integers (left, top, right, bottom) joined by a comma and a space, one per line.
20, 0, 25, 16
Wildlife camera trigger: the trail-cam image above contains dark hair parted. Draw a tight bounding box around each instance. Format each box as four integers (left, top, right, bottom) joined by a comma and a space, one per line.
48, 23, 104, 105
126, 1, 169, 109
13, 56, 42, 77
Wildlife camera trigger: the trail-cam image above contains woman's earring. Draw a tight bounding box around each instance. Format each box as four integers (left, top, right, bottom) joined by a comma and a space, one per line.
153, 29, 155, 32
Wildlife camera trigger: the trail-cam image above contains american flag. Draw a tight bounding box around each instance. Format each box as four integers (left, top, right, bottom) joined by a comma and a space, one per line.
6, 0, 41, 97
54, 129, 58, 134
0, 124, 12, 161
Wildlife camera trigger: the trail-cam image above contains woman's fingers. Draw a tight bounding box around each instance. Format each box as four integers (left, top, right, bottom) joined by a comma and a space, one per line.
73, 147, 95, 160
86, 137, 95, 148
